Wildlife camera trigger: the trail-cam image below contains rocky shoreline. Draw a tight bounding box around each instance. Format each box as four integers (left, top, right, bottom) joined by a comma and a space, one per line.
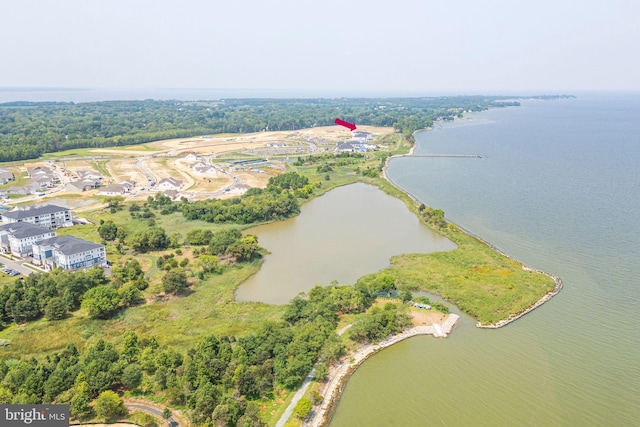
305, 314, 460, 427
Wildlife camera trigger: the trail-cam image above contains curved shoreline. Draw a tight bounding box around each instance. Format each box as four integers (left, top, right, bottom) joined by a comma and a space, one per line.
305, 314, 460, 427
382, 129, 562, 328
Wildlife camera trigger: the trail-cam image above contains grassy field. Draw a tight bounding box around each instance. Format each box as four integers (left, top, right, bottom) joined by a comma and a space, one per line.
91, 159, 112, 179
0, 259, 283, 359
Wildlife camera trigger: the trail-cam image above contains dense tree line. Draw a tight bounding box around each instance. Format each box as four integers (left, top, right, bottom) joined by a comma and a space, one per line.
0, 260, 149, 327
0, 97, 518, 162
0, 279, 399, 425
182, 172, 306, 223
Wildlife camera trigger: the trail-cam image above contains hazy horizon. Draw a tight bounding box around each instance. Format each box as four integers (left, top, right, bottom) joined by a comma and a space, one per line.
1, 1, 638, 93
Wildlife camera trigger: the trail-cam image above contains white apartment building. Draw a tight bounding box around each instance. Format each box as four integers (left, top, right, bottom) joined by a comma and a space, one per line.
1, 204, 73, 229
32, 235, 106, 271
0, 223, 56, 257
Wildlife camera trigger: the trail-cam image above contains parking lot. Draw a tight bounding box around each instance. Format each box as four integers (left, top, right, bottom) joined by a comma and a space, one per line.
0, 265, 20, 277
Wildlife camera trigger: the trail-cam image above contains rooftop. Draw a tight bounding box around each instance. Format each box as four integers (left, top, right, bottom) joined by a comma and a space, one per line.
0, 222, 53, 239
2, 204, 70, 220
37, 235, 103, 255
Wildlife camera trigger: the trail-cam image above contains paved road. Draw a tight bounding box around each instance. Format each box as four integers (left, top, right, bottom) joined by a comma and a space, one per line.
0, 255, 35, 276
125, 403, 178, 427
135, 157, 157, 186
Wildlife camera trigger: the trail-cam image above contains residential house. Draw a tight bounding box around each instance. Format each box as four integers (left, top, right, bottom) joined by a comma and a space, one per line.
32, 235, 106, 271
65, 179, 99, 192
163, 189, 179, 199
157, 177, 183, 191
96, 180, 135, 197
336, 142, 355, 152
352, 132, 373, 142
1, 204, 73, 229
182, 152, 200, 162
97, 183, 125, 196
76, 170, 103, 182
0, 169, 14, 185
191, 162, 216, 175
26, 166, 59, 184
0, 223, 56, 257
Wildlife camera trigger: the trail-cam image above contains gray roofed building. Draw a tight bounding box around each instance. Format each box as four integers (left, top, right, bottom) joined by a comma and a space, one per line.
38, 235, 102, 255
0, 222, 52, 239
32, 235, 106, 271
157, 177, 183, 190
0, 222, 56, 256
1, 204, 73, 228
336, 142, 355, 152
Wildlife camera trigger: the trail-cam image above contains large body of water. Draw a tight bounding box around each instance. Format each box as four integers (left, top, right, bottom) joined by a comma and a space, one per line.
329, 94, 640, 426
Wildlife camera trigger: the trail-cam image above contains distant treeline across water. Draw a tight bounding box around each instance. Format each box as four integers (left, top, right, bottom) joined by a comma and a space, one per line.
0, 96, 522, 162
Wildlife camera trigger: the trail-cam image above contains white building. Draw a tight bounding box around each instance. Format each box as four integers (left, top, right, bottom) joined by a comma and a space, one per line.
1, 204, 73, 229
182, 152, 200, 161
157, 177, 183, 191
32, 235, 106, 271
0, 223, 56, 257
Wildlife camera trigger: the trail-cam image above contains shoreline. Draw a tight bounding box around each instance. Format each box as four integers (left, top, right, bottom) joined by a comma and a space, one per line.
305, 314, 460, 427
381, 128, 562, 328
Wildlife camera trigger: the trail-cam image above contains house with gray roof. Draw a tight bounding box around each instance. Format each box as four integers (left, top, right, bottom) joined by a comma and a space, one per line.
157, 177, 183, 191
0, 222, 56, 257
1, 204, 73, 229
0, 168, 14, 185
32, 235, 106, 271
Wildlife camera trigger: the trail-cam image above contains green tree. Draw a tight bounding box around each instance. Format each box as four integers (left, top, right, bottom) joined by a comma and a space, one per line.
97, 220, 118, 241
293, 397, 312, 420
196, 255, 220, 274
209, 228, 242, 255
162, 269, 188, 294
119, 284, 143, 307
81, 286, 121, 319
227, 235, 259, 262
70, 375, 92, 420
44, 297, 67, 320
121, 364, 143, 390
162, 407, 172, 419
94, 390, 127, 422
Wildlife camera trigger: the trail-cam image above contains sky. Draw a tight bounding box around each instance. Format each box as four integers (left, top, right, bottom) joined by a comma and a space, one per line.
1, 0, 639, 94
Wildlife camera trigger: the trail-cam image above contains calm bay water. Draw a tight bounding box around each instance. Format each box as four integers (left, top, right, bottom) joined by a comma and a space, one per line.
236, 183, 456, 304
330, 94, 640, 426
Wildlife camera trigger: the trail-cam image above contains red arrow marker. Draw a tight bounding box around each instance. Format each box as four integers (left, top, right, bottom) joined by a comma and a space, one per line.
335, 118, 357, 131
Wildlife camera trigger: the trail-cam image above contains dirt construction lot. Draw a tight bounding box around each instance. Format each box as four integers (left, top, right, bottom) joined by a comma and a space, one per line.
122, 125, 395, 157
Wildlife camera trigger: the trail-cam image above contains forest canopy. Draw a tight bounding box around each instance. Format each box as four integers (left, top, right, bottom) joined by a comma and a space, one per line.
0, 97, 518, 162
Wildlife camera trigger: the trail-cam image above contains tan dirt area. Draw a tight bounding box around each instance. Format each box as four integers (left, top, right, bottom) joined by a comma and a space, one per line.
94, 125, 394, 157
105, 158, 147, 185
409, 309, 446, 326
